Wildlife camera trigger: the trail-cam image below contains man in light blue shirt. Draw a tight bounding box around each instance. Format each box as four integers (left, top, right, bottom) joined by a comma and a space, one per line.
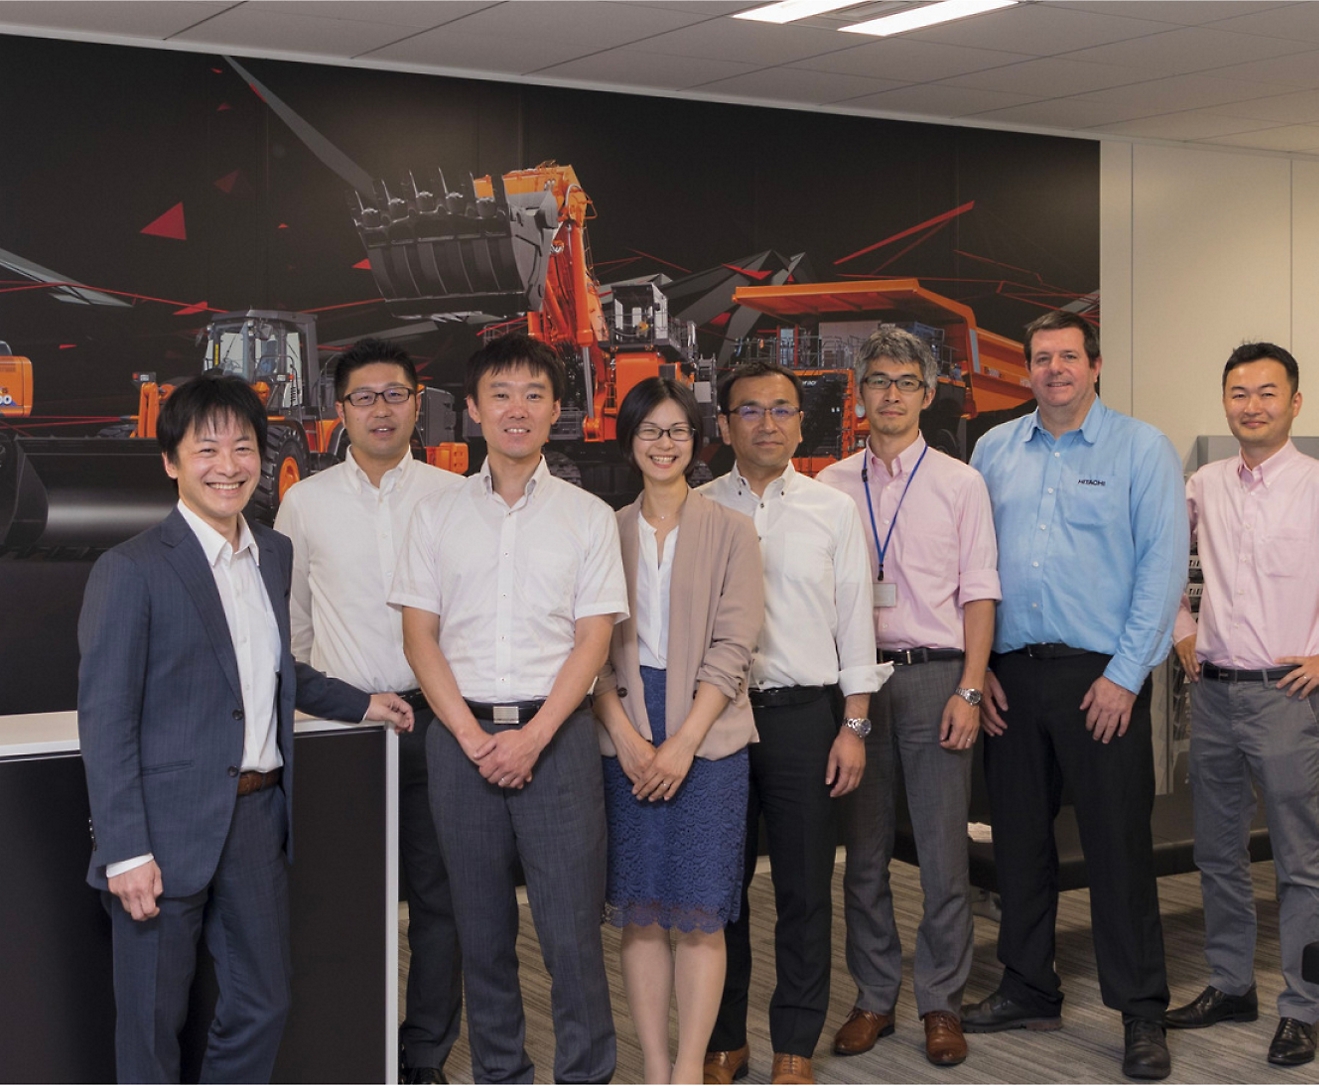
963, 311, 1187, 1081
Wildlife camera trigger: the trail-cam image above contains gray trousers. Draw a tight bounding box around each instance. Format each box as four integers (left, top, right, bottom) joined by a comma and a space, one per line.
841, 659, 974, 1018
427, 707, 615, 1085
1190, 679, 1319, 1021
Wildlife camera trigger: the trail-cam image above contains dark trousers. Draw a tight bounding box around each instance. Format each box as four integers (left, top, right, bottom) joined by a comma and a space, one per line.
985, 651, 1169, 1022
712, 693, 839, 1056
399, 711, 463, 1071
107, 786, 291, 1084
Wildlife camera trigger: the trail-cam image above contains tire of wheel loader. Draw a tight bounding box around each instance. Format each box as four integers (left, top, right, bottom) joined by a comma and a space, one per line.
249, 424, 308, 526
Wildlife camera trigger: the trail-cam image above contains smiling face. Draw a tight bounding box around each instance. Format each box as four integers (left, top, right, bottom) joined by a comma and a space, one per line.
1224, 358, 1301, 463
1027, 326, 1100, 423
336, 361, 417, 471
861, 357, 934, 445
162, 412, 261, 541
466, 361, 561, 467
631, 397, 694, 486
716, 373, 802, 483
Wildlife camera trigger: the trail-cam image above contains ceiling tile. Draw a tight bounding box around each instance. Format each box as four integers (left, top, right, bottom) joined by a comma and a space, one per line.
0, 0, 233, 38
938, 55, 1149, 98
1204, 4, 1319, 45
1060, 24, 1315, 75
1208, 49, 1319, 89
1073, 73, 1295, 115
788, 38, 1034, 83
967, 97, 1163, 128
363, 25, 591, 71
1199, 88, 1319, 124
1091, 112, 1283, 141
248, 2, 495, 30
689, 66, 906, 105
625, 1, 757, 12
905, 3, 1173, 57
834, 82, 1039, 118
1046, 2, 1295, 28
629, 15, 850, 66
533, 48, 759, 90
1203, 123, 1319, 152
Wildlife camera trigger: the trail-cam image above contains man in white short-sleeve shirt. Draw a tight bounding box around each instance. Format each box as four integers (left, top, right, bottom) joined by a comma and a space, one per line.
392, 333, 627, 1085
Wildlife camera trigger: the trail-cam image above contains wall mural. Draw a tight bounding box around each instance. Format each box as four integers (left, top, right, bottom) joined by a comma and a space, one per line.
0, 34, 1098, 712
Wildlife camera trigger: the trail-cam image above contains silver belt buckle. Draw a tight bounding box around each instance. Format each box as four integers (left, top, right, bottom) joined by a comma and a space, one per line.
493, 705, 519, 725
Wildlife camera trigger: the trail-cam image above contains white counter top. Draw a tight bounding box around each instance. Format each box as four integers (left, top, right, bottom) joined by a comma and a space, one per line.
0, 711, 378, 760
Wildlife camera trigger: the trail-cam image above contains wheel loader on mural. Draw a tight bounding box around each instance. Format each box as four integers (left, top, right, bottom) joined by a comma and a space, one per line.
0, 311, 466, 554
350, 161, 718, 493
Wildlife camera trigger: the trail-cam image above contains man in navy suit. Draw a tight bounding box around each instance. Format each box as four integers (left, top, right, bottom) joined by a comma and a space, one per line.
78, 372, 412, 1084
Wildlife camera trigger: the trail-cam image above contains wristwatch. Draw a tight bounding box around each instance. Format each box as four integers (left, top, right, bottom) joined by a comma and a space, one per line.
842, 717, 872, 739
954, 687, 982, 707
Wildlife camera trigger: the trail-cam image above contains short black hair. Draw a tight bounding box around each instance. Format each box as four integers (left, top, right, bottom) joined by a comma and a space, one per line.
717, 359, 804, 415
616, 377, 705, 478
1222, 341, 1299, 396
158, 371, 267, 463
333, 337, 417, 400
465, 333, 566, 403
1022, 311, 1101, 365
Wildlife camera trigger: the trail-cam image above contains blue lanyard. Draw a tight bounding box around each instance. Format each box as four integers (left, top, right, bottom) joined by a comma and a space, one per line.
861, 443, 928, 581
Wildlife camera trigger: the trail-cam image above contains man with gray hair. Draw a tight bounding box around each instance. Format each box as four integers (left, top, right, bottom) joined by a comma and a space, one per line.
819, 326, 1000, 1067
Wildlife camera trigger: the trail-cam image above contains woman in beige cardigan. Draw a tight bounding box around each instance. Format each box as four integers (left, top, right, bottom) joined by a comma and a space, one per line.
594, 378, 764, 1084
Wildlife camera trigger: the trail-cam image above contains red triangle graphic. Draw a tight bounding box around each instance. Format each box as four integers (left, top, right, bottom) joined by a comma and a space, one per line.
58, 343, 77, 349
217, 102, 232, 112
277, 223, 289, 230
141, 203, 187, 241
173, 301, 209, 316
353, 258, 371, 270
214, 170, 240, 194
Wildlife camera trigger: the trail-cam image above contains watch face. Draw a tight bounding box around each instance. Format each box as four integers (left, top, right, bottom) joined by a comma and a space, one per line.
958, 688, 982, 707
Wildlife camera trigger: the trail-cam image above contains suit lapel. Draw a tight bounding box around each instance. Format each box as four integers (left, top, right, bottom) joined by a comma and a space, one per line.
160, 509, 244, 704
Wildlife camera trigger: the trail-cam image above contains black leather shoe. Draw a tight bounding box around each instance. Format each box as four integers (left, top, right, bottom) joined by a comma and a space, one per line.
401, 1066, 447, 1084
1267, 1018, 1317, 1066
960, 990, 1062, 1033
1165, 984, 1258, 1029
1123, 1018, 1171, 1080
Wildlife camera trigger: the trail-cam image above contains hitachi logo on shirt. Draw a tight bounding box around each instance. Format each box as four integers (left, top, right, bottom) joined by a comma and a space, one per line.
1077, 478, 1106, 487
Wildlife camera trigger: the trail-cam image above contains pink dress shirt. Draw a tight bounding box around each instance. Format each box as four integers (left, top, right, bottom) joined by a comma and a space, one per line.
817, 436, 1000, 652
1174, 441, 1319, 669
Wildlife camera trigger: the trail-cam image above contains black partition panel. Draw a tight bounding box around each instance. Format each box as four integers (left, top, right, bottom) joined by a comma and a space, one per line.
0, 728, 387, 1084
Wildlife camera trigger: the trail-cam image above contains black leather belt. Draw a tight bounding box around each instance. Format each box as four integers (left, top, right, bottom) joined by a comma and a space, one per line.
464, 699, 547, 725
1202, 663, 1293, 684
748, 685, 827, 709
1012, 643, 1093, 660
398, 688, 430, 713
879, 647, 964, 666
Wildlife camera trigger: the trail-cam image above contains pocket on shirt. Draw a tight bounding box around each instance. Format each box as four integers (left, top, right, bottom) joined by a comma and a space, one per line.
905, 530, 958, 576
1065, 482, 1120, 527
776, 530, 831, 585
1259, 530, 1308, 578
517, 544, 578, 605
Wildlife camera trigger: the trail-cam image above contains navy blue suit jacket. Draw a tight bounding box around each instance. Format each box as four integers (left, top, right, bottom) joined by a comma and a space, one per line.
77, 508, 370, 896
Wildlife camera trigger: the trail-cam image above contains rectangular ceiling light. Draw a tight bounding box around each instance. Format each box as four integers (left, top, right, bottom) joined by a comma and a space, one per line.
734, 1, 863, 24
841, 0, 1016, 36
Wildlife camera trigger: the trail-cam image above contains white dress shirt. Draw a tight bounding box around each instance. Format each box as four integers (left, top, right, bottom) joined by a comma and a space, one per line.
700, 462, 881, 697
390, 456, 628, 702
107, 501, 281, 879
636, 513, 678, 670
275, 448, 465, 691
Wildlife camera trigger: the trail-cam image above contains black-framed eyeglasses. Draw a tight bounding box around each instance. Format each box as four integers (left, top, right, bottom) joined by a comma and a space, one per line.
635, 423, 696, 442
862, 374, 926, 393
731, 404, 801, 423
342, 386, 417, 408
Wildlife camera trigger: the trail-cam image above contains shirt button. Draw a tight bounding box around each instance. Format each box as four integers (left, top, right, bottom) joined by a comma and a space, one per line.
1032, 561, 1040, 568
1031, 602, 1039, 608
1047, 487, 1054, 494
1039, 524, 1047, 530
1054, 452, 1060, 458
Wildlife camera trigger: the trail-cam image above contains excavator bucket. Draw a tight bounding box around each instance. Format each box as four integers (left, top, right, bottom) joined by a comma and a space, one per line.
350, 169, 560, 320
0, 433, 174, 553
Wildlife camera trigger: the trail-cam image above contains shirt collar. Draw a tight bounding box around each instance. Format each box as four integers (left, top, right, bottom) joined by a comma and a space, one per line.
478, 454, 550, 506
176, 500, 260, 567
345, 446, 412, 495
867, 434, 927, 480
1237, 439, 1299, 489
1024, 396, 1107, 445
733, 459, 796, 499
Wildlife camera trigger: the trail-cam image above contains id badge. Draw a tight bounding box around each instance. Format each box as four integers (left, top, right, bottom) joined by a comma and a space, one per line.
873, 580, 897, 608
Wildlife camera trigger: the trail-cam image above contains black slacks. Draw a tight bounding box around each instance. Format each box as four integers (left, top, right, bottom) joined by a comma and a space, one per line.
985, 651, 1169, 1022
712, 692, 839, 1056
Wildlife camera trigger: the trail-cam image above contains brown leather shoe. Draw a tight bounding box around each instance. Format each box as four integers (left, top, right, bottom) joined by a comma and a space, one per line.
833, 1007, 896, 1055
924, 1011, 968, 1066
770, 1053, 814, 1084
702, 1044, 749, 1085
